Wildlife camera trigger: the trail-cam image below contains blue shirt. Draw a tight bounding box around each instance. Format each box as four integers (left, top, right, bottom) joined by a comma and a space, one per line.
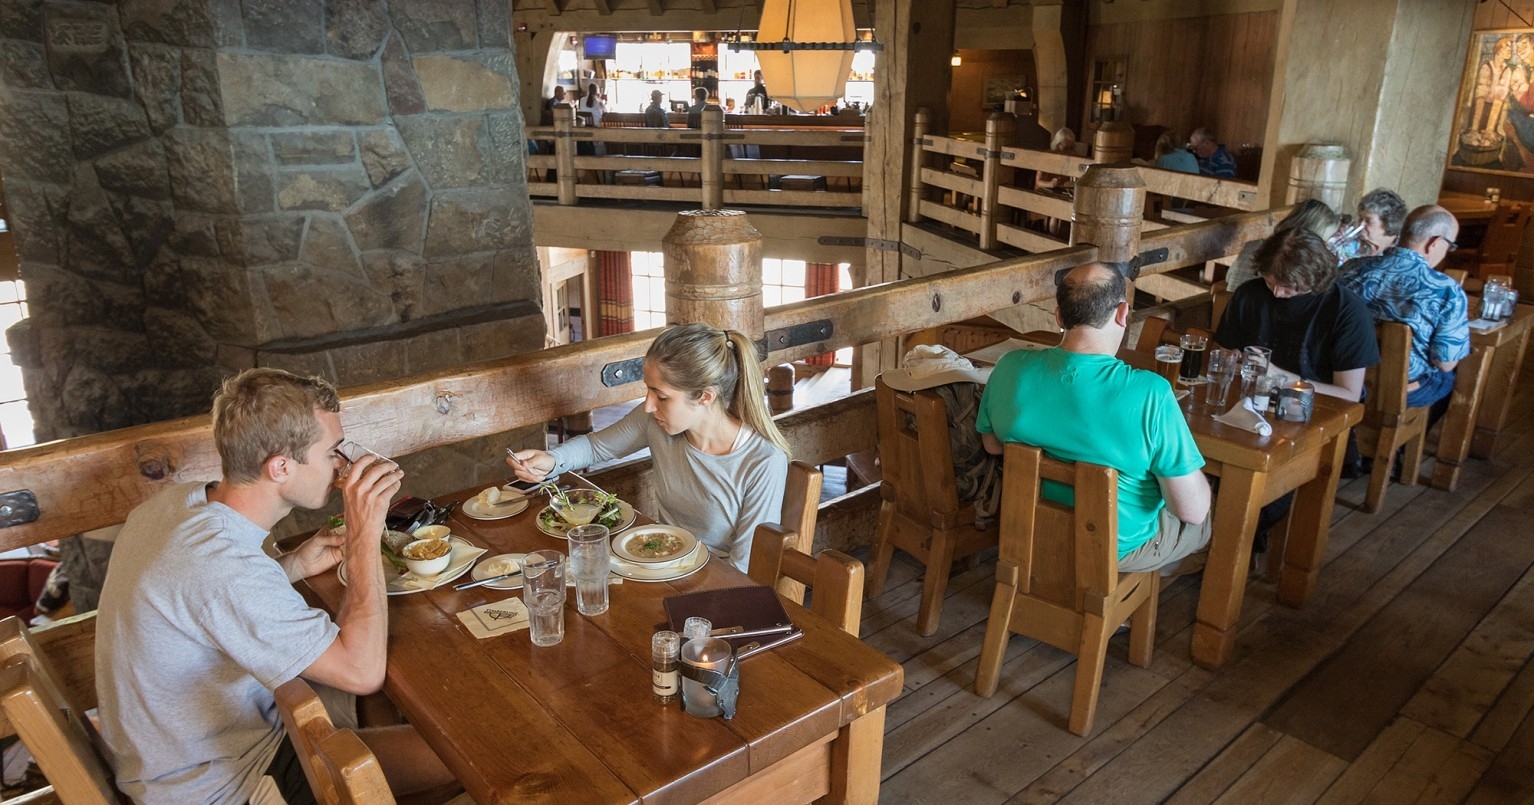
976, 348, 1204, 557
1156, 149, 1199, 174
1197, 144, 1237, 178
1337, 248, 1471, 381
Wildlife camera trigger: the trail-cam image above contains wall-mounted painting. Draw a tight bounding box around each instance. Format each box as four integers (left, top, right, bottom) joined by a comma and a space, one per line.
1449, 29, 1534, 177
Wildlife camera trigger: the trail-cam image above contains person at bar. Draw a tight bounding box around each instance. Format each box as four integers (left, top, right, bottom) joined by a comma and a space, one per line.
96, 369, 456, 803
509, 323, 790, 572
643, 89, 669, 127
744, 69, 770, 113
978, 263, 1212, 574
1338, 204, 1469, 422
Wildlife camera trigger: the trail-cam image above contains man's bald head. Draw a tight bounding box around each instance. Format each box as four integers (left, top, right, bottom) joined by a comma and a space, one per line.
1399, 205, 1460, 267
1057, 263, 1127, 330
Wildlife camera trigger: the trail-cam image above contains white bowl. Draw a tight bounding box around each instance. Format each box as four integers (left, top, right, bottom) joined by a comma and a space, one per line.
412, 524, 451, 541
401, 538, 453, 576
612, 525, 697, 566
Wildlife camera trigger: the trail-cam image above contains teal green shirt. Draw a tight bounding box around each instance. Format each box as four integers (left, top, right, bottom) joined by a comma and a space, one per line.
976, 348, 1204, 556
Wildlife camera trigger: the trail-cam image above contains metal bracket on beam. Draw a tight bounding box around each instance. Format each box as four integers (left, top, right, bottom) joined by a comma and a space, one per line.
1238, 190, 1258, 206
913, 137, 933, 146
816, 236, 921, 259
841, 134, 872, 143
601, 357, 645, 387
0, 490, 40, 529
761, 320, 834, 354
1134, 247, 1169, 270
553, 130, 595, 139
977, 148, 1015, 160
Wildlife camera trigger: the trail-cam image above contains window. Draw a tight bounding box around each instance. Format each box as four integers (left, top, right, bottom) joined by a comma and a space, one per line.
761, 258, 806, 307
630, 251, 668, 331
0, 279, 33, 448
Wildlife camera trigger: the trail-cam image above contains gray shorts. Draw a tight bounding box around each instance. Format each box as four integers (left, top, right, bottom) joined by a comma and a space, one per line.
1117, 508, 1213, 573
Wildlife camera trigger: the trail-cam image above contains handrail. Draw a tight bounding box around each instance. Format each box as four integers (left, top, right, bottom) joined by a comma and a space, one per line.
0, 205, 1282, 550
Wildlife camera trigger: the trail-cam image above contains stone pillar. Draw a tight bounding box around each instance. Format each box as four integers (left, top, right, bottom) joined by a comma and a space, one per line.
1286, 143, 1352, 209
661, 210, 764, 338
1071, 165, 1147, 266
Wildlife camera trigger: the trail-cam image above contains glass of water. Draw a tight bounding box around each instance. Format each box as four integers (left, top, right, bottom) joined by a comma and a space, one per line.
521, 550, 566, 647
1204, 348, 1239, 407
566, 524, 611, 616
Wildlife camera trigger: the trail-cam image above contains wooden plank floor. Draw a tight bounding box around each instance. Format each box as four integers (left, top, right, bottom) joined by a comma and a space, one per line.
859, 349, 1534, 804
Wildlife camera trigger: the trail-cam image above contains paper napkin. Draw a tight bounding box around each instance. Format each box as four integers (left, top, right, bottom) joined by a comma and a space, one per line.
457, 599, 530, 639
1214, 398, 1273, 436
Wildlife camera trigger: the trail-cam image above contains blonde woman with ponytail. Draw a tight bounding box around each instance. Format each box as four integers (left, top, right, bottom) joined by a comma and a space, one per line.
510, 323, 790, 571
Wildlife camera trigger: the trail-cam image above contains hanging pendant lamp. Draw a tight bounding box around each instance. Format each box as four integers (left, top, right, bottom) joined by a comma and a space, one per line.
726, 0, 880, 113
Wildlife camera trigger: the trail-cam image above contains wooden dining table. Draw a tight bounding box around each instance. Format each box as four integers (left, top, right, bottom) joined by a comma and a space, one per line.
303, 488, 903, 804
1428, 301, 1534, 490
1009, 334, 1364, 669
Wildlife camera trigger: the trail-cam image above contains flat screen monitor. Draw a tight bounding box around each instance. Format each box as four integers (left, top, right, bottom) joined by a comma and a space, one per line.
584, 35, 616, 60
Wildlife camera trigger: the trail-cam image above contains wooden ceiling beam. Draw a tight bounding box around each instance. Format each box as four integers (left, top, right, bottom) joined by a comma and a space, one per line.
548, 0, 565, 15
701, 0, 717, 12
648, 0, 665, 15
592, 0, 612, 15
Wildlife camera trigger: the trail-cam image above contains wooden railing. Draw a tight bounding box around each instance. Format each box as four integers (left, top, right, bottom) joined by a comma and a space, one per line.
907, 108, 1263, 253
526, 105, 865, 211
0, 192, 1283, 553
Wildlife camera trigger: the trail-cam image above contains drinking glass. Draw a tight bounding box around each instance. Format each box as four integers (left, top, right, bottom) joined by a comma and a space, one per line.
1204, 348, 1238, 406
1242, 346, 1272, 374
1252, 374, 1281, 414
566, 524, 611, 616
522, 550, 567, 647
1178, 333, 1208, 384
1154, 345, 1184, 385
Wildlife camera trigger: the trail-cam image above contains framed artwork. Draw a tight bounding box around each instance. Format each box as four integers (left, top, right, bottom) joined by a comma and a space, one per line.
1448, 29, 1534, 177
983, 75, 1025, 106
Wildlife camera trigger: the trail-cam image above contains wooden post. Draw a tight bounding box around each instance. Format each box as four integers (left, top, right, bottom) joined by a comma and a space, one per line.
553, 103, 577, 206
701, 106, 725, 210
661, 210, 764, 339
906, 107, 931, 225
979, 112, 1015, 251
1091, 120, 1135, 164
1285, 143, 1351, 210
1071, 165, 1147, 290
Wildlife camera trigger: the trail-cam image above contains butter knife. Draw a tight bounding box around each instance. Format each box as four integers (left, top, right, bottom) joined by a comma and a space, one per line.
453, 570, 523, 591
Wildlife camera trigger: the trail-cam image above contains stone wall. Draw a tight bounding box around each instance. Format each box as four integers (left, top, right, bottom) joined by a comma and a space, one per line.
0, 0, 546, 494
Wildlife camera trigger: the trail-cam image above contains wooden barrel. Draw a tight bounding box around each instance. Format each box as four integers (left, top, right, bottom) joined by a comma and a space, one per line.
1091, 120, 1135, 164
1286, 143, 1350, 209
662, 209, 764, 338
766, 364, 795, 414
1070, 165, 1146, 265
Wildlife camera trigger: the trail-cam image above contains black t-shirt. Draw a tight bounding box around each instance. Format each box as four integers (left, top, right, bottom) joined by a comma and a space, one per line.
1214, 281, 1380, 384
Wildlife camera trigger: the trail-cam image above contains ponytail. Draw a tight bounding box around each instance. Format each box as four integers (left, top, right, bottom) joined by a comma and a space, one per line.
724, 330, 790, 454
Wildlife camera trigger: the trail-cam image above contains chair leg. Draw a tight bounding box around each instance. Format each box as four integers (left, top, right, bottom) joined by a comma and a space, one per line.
1363, 427, 1400, 513
865, 504, 898, 599
974, 564, 1019, 698
916, 530, 958, 637
1127, 573, 1158, 668
1069, 612, 1111, 736
1400, 428, 1426, 487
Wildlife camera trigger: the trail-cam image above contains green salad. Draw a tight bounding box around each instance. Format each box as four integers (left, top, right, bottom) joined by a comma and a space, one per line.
537, 485, 623, 531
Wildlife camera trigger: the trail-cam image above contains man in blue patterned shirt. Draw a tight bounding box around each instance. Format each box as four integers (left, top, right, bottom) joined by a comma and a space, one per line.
1338, 205, 1469, 418
1190, 128, 1237, 178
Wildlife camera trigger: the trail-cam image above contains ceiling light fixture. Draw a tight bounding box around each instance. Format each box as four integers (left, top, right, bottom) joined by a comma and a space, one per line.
724, 0, 883, 113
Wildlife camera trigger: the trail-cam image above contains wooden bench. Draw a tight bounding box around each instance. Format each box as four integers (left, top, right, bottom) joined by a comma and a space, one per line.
778, 174, 828, 192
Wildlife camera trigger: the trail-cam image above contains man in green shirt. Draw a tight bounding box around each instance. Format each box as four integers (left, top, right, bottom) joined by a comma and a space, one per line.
977, 263, 1212, 572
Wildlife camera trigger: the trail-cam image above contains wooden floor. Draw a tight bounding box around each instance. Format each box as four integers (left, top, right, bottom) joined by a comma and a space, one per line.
858, 352, 1534, 804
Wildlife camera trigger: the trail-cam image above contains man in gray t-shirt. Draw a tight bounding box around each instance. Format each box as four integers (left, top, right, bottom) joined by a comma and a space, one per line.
96, 369, 453, 803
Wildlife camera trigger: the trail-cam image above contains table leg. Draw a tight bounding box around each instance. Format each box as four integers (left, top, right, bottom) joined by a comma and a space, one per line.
1431, 346, 1492, 490
827, 705, 886, 805
1192, 467, 1265, 669
1278, 431, 1349, 608
1470, 324, 1532, 459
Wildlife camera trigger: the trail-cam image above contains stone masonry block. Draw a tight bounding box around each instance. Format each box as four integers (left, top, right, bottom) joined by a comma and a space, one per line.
345, 170, 426, 253
66, 93, 152, 160
300, 214, 364, 278
145, 306, 217, 367
42, 3, 131, 97
216, 215, 306, 266
127, 45, 180, 134
415, 54, 517, 112
180, 48, 224, 127
422, 189, 522, 257
118, 0, 220, 47
326, 0, 389, 59
272, 130, 356, 165
358, 128, 412, 187
397, 115, 485, 189
459, 312, 546, 365
390, 0, 477, 53
380, 33, 425, 116
165, 127, 239, 213
475, 0, 510, 49
217, 52, 384, 126
262, 262, 398, 338
359, 250, 425, 322
0, 91, 74, 183
276, 166, 371, 212
242, 0, 324, 53
0, 40, 50, 89
93, 135, 171, 200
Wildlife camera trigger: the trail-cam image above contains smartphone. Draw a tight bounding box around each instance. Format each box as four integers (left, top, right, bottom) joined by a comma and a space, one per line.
506, 479, 542, 494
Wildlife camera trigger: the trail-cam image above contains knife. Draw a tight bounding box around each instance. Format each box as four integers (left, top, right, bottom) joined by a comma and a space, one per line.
453, 571, 523, 591
710, 623, 794, 640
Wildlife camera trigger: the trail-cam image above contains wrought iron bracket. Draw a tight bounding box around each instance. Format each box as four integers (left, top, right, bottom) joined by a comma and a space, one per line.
0, 490, 40, 529
601, 357, 645, 387
761, 320, 834, 354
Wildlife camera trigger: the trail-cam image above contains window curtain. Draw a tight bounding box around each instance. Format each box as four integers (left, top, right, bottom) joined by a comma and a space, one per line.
595, 250, 634, 337
803, 262, 839, 366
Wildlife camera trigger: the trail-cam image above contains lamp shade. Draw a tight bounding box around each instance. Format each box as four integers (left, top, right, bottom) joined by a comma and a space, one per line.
755, 0, 857, 113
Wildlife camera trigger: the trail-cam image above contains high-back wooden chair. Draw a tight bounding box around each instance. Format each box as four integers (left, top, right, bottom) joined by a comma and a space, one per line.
973, 444, 1159, 736
772, 461, 824, 605
1357, 322, 1428, 513
275, 678, 396, 805
1211, 280, 1232, 332
1468, 202, 1530, 279
749, 523, 864, 635
0, 616, 119, 804
1443, 267, 1468, 288
867, 376, 1000, 636
1132, 320, 1213, 356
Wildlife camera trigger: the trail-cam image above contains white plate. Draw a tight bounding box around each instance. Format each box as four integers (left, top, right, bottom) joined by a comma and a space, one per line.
535, 500, 636, 538
608, 541, 711, 582
468, 553, 529, 590
611, 524, 698, 565
462, 495, 531, 520
339, 535, 484, 595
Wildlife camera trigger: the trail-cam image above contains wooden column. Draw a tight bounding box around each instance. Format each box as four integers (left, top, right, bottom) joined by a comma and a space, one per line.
553, 103, 577, 206
1285, 143, 1351, 210
979, 112, 1015, 251
1091, 120, 1135, 164
906, 107, 932, 225
661, 210, 764, 338
700, 106, 725, 210
1071, 165, 1147, 286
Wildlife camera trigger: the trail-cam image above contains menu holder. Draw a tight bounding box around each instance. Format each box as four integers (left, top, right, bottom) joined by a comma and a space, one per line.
663, 585, 803, 658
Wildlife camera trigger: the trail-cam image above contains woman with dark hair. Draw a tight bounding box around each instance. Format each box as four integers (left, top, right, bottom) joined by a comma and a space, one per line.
510, 323, 790, 571
581, 81, 604, 127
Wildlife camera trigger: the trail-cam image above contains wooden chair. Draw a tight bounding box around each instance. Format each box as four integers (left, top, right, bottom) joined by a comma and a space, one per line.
1211, 280, 1232, 332
0, 616, 119, 804
1452, 201, 1531, 280
1356, 322, 1428, 513
973, 444, 1159, 736
1133, 319, 1213, 356
770, 460, 824, 605
1443, 267, 1468, 287
749, 523, 864, 635
867, 376, 999, 636
275, 678, 396, 805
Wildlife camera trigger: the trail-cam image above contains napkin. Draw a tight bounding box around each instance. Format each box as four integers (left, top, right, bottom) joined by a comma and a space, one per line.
457, 599, 530, 639
1214, 398, 1273, 436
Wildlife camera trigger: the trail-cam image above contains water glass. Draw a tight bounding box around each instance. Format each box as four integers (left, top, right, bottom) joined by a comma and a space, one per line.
522, 549, 566, 647
566, 524, 611, 616
1204, 348, 1238, 406
1242, 346, 1272, 374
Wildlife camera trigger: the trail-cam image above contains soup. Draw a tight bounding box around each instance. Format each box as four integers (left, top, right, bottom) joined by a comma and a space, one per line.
625, 531, 686, 560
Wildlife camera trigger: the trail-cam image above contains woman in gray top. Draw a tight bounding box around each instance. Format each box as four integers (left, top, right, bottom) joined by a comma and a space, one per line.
510, 323, 791, 571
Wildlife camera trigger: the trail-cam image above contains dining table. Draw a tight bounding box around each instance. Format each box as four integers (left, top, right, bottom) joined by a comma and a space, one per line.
302, 486, 903, 804
1428, 301, 1534, 490
1006, 333, 1364, 669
